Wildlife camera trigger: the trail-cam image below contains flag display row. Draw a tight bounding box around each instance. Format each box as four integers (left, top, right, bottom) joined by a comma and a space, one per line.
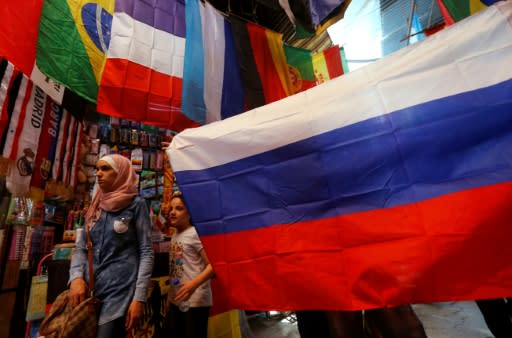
0, 0, 349, 132
0, 58, 82, 197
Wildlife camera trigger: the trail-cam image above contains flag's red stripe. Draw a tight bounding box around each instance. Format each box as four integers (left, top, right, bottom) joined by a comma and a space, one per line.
435, 0, 455, 25
98, 59, 200, 131
324, 46, 344, 78
246, 25, 287, 104
203, 182, 512, 312
0, 1, 42, 74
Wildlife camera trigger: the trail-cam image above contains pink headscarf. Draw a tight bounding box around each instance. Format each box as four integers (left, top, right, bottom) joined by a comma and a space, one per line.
85, 154, 138, 228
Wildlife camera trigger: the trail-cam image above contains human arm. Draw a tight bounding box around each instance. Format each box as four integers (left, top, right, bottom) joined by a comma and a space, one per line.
126, 199, 154, 329
68, 228, 88, 307
174, 248, 214, 302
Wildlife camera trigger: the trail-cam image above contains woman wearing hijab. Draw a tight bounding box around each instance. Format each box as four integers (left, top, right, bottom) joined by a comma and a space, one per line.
69, 154, 154, 338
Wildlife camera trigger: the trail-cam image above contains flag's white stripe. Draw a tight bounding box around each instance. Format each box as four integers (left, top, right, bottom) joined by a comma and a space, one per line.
169, 2, 512, 172
2, 76, 28, 159
108, 12, 186, 78
0, 62, 14, 116
203, 2, 223, 122
203, 2, 225, 123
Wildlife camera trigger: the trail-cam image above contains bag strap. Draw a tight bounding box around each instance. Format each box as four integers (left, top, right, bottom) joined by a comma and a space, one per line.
85, 225, 95, 297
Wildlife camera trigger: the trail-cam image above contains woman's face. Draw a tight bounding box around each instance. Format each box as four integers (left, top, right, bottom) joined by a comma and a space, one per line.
95, 160, 118, 192
169, 197, 191, 231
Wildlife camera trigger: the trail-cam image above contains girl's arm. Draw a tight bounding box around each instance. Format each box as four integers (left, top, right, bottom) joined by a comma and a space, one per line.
175, 249, 214, 302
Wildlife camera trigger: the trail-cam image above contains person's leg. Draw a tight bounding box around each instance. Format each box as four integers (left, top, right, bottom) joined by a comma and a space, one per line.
167, 304, 186, 338
183, 306, 211, 338
365, 305, 426, 338
96, 317, 127, 338
325, 311, 365, 338
295, 311, 331, 338
476, 298, 512, 338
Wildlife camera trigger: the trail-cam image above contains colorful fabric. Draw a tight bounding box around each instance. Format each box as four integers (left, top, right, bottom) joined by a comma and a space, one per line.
36, 0, 115, 102
30, 98, 63, 190
0, 59, 20, 146
51, 109, 70, 181
181, 0, 206, 124
96, 0, 199, 131
182, 1, 244, 124
284, 45, 316, 94
0, 1, 43, 75
168, 2, 512, 312
202, 3, 244, 123
437, 0, 500, 23
5, 84, 48, 196
312, 45, 344, 84
2, 75, 31, 160
280, 0, 349, 34
231, 18, 292, 111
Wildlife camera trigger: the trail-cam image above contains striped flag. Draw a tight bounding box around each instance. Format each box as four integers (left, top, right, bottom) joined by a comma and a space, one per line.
168, 2, 512, 312
437, 0, 501, 24
231, 17, 292, 111
312, 45, 344, 84
181, 0, 244, 124
97, 0, 199, 131
5, 83, 48, 196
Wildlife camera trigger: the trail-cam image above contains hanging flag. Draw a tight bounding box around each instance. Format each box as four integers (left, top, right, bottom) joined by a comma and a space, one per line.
181, 0, 206, 124
312, 45, 344, 84
437, 0, 500, 24
182, 1, 244, 124
61, 115, 78, 186
0, 1, 43, 75
231, 17, 292, 111
1, 75, 30, 160
51, 109, 71, 182
284, 45, 316, 94
36, 0, 114, 102
203, 3, 244, 123
30, 98, 63, 190
0, 59, 21, 145
340, 46, 350, 74
280, 0, 350, 35
168, 2, 512, 312
5, 84, 48, 196
69, 122, 84, 187
97, 0, 199, 131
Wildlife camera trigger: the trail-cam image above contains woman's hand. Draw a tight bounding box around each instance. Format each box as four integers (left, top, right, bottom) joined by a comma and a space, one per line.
125, 300, 144, 331
69, 278, 87, 307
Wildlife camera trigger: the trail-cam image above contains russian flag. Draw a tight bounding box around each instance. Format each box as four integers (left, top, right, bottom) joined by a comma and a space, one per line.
97, 0, 199, 130
168, 2, 512, 312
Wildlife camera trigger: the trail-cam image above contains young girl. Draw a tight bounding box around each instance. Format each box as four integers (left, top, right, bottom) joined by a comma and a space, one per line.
167, 193, 214, 338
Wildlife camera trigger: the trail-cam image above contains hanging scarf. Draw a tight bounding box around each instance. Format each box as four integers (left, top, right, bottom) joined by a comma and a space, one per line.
85, 154, 138, 228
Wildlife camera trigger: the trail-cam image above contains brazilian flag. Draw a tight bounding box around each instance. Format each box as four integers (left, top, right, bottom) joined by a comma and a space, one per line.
36, 0, 115, 102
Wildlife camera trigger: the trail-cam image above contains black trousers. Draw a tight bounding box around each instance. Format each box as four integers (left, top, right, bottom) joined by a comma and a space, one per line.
166, 304, 210, 338
476, 298, 512, 338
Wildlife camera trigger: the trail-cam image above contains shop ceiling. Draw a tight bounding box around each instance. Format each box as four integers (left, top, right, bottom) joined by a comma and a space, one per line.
206, 0, 335, 52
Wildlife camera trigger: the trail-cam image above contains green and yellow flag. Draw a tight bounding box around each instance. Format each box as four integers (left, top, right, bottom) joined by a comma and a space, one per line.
36, 0, 115, 102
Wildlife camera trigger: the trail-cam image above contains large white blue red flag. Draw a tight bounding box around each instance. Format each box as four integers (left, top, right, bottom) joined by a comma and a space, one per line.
168, 2, 512, 312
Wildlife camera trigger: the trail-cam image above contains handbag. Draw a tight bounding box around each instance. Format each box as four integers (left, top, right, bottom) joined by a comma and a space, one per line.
26, 253, 53, 321
39, 226, 101, 338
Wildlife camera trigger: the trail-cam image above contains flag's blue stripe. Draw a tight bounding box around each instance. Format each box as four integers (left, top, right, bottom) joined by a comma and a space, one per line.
116, 0, 186, 38
220, 19, 244, 119
176, 78, 512, 236
182, 0, 206, 124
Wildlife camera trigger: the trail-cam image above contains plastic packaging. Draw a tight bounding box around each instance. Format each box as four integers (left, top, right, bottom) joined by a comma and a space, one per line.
171, 278, 190, 312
